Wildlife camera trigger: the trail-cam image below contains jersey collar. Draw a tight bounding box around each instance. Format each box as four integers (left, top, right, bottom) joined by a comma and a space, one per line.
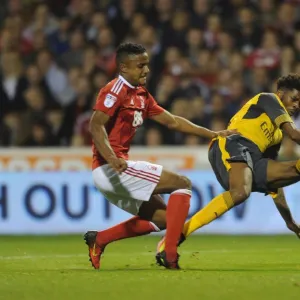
118, 75, 137, 89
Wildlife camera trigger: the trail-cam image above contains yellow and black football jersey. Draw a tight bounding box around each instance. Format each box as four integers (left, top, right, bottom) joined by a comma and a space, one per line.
227, 93, 294, 153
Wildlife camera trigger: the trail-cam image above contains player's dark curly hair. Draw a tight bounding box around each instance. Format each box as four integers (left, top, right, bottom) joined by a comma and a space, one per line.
116, 43, 146, 66
277, 74, 300, 91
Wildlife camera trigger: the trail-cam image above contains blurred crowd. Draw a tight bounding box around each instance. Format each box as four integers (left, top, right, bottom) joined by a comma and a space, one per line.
1, 0, 300, 157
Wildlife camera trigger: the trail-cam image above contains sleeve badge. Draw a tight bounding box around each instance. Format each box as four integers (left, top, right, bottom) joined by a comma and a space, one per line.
104, 94, 117, 108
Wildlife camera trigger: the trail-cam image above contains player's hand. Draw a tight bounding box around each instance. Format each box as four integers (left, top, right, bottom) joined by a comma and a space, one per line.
215, 129, 239, 138
286, 221, 300, 239
108, 157, 128, 174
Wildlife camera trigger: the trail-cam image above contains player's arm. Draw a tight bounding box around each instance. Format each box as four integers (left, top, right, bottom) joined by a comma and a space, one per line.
281, 122, 300, 145
90, 92, 127, 173
150, 110, 236, 139
89, 111, 115, 161
272, 188, 300, 238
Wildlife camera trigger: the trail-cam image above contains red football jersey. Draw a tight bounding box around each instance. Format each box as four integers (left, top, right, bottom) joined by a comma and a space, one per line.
92, 75, 164, 169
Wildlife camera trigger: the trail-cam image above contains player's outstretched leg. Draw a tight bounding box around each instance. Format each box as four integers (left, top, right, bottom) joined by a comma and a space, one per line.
156, 162, 252, 254
266, 159, 300, 190
153, 170, 192, 269
84, 195, 166, 270
180, 158, 300, 239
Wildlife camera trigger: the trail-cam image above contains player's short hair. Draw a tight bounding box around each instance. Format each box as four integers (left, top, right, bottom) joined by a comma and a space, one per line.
115, 43, 146, 66
277, 74, 300, 91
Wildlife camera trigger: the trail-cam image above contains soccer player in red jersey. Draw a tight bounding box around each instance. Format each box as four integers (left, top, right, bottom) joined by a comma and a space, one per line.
84, 43, 235, 269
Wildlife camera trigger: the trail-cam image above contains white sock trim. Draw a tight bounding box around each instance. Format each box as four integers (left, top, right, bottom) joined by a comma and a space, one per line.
171, 189, 192, 196
150, 222, 160, 232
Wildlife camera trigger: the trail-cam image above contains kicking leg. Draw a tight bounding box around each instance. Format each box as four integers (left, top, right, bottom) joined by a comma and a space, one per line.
157, 162, 253, 256
138, 193, 167, 229
183, 162, 252, 237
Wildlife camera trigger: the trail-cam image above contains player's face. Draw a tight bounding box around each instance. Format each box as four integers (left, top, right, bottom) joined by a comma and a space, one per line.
280, 89, 300, 116
124, 52, 150, 86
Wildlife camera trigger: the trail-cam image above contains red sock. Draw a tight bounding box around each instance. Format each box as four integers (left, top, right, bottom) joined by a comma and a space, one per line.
96, 216, 159, 246
165, 189, 191, 261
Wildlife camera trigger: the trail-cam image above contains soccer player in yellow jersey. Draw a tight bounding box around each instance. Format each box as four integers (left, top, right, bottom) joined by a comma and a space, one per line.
156, 74, 300, 265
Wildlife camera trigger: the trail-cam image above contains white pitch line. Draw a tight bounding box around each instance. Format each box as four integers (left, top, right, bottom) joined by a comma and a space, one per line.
0, 248, 292, 261
0, 254, 86, 260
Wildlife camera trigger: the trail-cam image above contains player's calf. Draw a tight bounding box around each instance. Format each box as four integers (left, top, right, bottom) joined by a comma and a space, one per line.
150, 209, 166, 229
151, 170, 192, 268
138, 194, 167, 229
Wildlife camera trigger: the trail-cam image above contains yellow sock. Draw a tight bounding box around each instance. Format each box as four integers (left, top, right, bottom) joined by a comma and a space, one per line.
182, 191, 234, 237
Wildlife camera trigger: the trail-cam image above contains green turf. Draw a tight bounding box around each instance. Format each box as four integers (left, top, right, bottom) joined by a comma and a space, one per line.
0, 235, 300, 300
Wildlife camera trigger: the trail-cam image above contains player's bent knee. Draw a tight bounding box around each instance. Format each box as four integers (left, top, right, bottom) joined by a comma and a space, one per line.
230, 188, 250, 205
180, 175, 192, 190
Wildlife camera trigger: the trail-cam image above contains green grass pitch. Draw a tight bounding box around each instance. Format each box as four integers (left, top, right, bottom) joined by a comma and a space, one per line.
0, 235, 300, 300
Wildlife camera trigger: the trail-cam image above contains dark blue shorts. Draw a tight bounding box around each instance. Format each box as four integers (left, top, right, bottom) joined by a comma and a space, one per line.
208, 135, 273, 194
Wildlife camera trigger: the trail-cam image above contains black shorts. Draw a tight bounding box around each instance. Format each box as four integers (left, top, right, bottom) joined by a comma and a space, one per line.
208, 135, 274, 194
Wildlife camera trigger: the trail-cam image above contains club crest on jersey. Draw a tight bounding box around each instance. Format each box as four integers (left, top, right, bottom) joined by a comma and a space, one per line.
104, 94, 117, 108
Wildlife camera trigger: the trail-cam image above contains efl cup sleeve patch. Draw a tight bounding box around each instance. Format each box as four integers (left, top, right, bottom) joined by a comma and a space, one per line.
104, 94, 117, 108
